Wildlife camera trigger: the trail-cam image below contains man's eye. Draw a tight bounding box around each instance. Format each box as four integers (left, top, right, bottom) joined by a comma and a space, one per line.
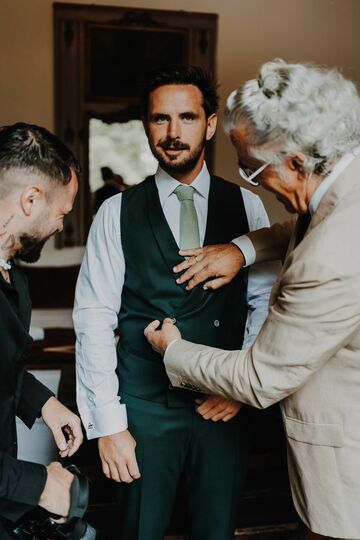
154, 115, 167, 123
183, 114, 195, 121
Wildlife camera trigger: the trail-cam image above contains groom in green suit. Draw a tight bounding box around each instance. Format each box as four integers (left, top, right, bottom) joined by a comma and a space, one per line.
74, 65, 275, 539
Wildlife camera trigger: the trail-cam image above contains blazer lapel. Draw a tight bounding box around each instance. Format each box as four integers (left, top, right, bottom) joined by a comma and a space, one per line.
308, 153, 360, 236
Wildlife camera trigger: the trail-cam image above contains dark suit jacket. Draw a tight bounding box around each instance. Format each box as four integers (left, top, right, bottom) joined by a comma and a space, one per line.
0, 265, 53, 535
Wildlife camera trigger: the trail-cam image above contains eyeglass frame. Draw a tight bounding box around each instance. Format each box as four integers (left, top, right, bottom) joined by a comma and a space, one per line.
238, 162, 268, 186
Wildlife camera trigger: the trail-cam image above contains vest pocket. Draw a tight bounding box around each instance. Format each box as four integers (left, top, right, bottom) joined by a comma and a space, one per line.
284, 415, 344, 447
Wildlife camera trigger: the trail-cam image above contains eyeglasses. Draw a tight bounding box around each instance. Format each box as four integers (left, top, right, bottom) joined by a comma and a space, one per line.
238, 163, 268, 186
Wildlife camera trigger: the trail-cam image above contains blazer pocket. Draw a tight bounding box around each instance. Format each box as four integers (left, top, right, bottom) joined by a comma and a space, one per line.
284, 415, 344, 448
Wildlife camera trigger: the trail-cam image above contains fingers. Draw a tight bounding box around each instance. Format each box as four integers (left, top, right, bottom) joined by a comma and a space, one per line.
101, 456, 139, 484
117, 463, 134, 484
144, 319, 161, 337
162, 317, 175, 325
101, 459, 111, 479
196, 396, 241, 421
127, 454, 141, 480
173, 255, 207, 285
109, 462, 121, 483
65, 419, 83, 457
42, 398, 83, 457
222, 412, 238, 422
51, 426, 68, 454
197, 402, 227, 420
175, 243, 245, 291
173, 253, 204, 274
57, 419, 83, 458
176, 262, 206, 285
98, 432, 141, 484
203, 276, 230, 291
196, 395, 216, 416
185, 266, 219, 290
211, 409, 236, 422
178, 247, 204, 258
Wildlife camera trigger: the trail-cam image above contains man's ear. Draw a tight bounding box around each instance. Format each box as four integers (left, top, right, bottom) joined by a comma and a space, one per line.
20, 185, 44, 216
205, 113, 218, 141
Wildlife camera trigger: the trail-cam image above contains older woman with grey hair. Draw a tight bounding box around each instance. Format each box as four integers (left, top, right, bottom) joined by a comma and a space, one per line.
144, 59, 360, 540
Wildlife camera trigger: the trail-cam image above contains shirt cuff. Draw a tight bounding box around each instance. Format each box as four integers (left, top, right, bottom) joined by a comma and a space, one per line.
232, 236, 256, 267
81, 401, 128, 439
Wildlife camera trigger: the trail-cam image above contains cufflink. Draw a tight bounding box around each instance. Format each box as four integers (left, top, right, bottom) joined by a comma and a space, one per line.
88, 422, 94, 430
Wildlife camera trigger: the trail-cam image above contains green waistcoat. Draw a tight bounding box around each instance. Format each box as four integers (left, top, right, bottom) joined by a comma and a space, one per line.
117, 175, 249, 406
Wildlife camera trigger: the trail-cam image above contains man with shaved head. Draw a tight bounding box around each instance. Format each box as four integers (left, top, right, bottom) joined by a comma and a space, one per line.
0, 123, 82, 538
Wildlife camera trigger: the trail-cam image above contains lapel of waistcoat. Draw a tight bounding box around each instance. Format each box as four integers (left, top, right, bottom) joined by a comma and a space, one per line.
204, 175, 249, 244
203, 176, 223, 245
145, 176, 212, 317
145, 177, 184, 274
173, 175, 247, 318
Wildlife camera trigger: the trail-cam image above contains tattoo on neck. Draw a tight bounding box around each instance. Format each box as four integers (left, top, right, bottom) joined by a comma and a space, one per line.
2, 214, 14, 228
1, 235, 15, 251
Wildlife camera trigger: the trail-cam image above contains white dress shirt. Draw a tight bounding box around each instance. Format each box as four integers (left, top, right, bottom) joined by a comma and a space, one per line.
74, 163, 278, 439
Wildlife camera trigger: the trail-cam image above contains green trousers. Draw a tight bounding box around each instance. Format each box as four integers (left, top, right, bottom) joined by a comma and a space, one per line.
111, 392, 252, 540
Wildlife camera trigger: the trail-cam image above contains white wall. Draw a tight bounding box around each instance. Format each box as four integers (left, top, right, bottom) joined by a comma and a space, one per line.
1, 0, 360, 222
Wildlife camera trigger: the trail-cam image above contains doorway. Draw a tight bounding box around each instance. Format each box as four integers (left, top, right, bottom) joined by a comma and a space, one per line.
54, 3, 217, 245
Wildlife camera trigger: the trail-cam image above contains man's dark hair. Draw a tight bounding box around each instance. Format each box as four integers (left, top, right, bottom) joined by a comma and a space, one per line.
141, 65, 219, 118
0, 122, 81, 193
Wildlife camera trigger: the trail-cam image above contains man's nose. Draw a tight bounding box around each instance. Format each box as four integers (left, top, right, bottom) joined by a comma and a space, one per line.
167, 119, 181, 139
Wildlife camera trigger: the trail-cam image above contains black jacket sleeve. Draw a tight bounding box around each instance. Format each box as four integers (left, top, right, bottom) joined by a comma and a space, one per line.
0, 452, 47, 522
16, 371, 54, 429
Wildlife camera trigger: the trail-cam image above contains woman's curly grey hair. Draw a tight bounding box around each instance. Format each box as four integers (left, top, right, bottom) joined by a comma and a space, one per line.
224, 59, 360, 175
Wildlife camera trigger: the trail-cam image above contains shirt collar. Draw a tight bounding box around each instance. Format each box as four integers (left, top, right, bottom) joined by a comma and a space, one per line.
309, 146, 360, 216
155, 162, 210, 206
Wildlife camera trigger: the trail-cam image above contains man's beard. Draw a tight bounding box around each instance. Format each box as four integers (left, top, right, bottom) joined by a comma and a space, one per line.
151, 137, 206, 176
16, 233, 51, 263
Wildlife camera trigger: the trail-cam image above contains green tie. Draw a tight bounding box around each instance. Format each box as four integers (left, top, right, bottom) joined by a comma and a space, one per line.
174, 184, 200, 249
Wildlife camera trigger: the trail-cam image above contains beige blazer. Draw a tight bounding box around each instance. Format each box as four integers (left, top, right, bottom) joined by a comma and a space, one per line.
165, 154, 360, 539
